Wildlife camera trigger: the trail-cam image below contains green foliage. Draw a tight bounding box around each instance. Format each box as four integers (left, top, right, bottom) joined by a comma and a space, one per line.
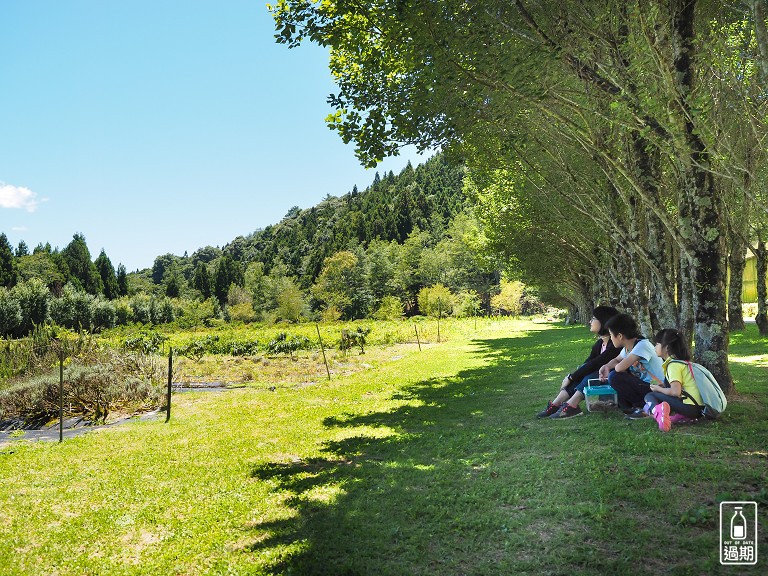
10, 278, 50, 336
372, 295, 404, 320
0, 232, 17, 288
339, 326, 371, 354
175, 334, 259, 360
94, 250, 119, 300
274, 277, 307, 323
214, 256, 244, 305
90, 298, 117, 331
266, 332, 310, 358
453, 289, 481, 318
116, 264, 128, 297
113, 297, 133, 325
417, 284, 454, 318
311, 250, 371, 320
61, 233, 102, 295
129, 294, 175, 325
123, 329, 167, 355
172, 298, 218, 329
0, 288, 22, 337
15, 251, 66, 292
491, 279, 526, 316
49, 284, 95, 330
193, 262, 212, 299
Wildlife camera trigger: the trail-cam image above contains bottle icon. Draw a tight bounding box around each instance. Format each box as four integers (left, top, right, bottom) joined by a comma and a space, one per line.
730, 507, 747, 540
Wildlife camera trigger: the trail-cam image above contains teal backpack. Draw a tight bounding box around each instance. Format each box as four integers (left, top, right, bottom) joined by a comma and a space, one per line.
669, 359, 727, 419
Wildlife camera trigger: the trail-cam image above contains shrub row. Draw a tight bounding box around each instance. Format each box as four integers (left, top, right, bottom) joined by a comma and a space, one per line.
0, 280, 177, 337
0, 361, 164, 426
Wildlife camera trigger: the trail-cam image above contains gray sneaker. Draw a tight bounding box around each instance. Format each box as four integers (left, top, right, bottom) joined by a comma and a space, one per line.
553, 404, 583, 419
624, 408, 649, 420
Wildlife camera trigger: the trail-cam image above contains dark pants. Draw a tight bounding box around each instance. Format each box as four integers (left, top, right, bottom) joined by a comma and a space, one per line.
644, 392, 703, 419
563, 370, 599, 397
608, 370, 651, 409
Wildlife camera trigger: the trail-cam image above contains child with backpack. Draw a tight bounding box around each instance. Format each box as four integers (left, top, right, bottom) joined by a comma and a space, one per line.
598, 313, 665, 417
642, 328, 705, 432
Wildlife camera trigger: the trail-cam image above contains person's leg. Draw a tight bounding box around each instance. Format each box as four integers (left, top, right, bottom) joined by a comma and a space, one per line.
662, 396, 703, 419
643, 391, 668, 414
641, 392, 665, 428
608, 370, 652, 408
551, 372, 605, 419
538, 378, 581, 418
565, 372, 599, 408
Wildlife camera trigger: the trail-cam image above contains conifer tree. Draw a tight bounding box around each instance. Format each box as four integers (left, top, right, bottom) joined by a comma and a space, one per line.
0, 233, 17, 288
95, 249, 119, 299
15, 240, 29, 257
61, 233, 102, 295
116, 264, 129, 297
214, 256, 243, 304
193, 262, 212, 299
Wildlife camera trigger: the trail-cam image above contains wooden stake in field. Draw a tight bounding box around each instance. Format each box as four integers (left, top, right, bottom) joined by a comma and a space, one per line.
414, 323, 421, 351
58, 342, 64, 443
437, 301, 441, 343
166, 348, 173, 423
316, 324, 331, 380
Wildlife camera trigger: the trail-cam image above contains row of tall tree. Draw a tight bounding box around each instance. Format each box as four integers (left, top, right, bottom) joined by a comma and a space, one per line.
270, 0, 768, 391
0, 232, 127, 299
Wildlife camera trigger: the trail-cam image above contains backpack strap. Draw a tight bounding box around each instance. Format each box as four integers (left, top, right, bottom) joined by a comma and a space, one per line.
669, 359, 704, 408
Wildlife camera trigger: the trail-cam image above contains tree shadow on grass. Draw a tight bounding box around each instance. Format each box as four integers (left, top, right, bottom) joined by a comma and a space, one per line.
245, 327, 767, 575
244, 329, 590, 575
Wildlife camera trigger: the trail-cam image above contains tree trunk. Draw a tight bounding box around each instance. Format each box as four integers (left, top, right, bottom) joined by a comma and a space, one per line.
728, 227, 747, 331
754, 239, 768, 336
678, 252, 696, 346
647, 215, 679, 332
751, 0, 768, 83
673, 0, 733, 392
632, 133, 678, 331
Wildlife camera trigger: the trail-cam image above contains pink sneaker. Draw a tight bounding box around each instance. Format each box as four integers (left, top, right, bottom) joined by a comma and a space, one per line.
653, 402, 671, 432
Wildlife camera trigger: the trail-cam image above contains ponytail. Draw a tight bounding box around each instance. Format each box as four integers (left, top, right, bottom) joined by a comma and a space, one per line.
654, 328, 692, 361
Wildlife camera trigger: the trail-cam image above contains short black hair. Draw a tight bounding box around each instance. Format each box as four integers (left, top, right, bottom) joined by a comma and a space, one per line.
604, 313, 642, 339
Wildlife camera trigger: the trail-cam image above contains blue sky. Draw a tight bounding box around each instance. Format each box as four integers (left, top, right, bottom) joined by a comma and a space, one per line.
0, 1, 426, 272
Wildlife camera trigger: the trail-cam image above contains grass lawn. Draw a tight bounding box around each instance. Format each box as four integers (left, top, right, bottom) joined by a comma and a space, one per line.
0, 318, 766, 575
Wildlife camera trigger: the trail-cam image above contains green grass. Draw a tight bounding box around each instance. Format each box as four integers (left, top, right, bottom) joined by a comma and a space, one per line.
0, 319, 766, 575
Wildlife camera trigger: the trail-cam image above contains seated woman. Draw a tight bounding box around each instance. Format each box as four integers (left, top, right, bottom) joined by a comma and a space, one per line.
642, 328, 705, 432
536, 305, 620, 419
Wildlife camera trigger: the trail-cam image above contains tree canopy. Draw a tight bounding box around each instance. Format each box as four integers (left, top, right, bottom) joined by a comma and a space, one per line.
270, 0, 768, 390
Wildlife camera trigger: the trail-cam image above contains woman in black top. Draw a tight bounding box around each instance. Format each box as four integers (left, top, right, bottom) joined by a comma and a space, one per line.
536, 305, 621, 419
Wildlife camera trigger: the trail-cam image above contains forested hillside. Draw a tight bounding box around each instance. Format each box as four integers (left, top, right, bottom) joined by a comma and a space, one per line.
221, 153, 467, 286
1, 153, 534, 336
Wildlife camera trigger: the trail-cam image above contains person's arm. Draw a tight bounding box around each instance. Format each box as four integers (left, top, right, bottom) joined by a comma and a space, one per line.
598, 355, 622, 381
570, 342, 622, 384
650, 380, 682, 397
613, 353, 642, 373
650, 362, 684, 397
